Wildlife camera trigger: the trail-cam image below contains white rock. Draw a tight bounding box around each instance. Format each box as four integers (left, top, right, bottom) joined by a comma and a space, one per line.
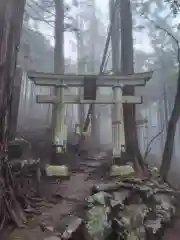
110, 165, 135, 177
45, 165, 69, 177
44, 237, 61, 240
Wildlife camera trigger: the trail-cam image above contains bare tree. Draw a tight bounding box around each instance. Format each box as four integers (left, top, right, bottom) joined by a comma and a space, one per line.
157, 27, 180, 180
143, 125, 165, 161
54, 0, 64, 74
120, 0, 146, 174
76, 1, 85, 134
88, 0, 98, 144
51, 0, 65, 146
143, 14, 180, 180
110, 0, 120, 74
82, 0, 116, 134
0, 0, 26, 144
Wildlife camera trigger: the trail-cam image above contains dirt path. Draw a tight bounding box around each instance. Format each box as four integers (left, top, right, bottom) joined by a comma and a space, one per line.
5, 170, 98, 240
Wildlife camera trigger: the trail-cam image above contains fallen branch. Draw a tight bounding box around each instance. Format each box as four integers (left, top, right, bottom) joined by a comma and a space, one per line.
92, 181, 179, 195
0, 155, 27, 230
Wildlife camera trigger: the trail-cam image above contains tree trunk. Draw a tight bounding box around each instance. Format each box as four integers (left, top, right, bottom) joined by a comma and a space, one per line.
77, 6, 85, 134
160, 72, 180, 180
120, 0, 145, 173
89, 0, 98, 145
52, 0, 64, 142
54, 0, 64, 74
0, 0, 26, 145
9, 68, 22, 140
82, 3, 112, 134
110, 0, 120, 73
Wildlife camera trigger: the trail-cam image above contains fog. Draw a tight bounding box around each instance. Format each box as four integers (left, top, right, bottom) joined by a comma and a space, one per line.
16, 0, 180, 182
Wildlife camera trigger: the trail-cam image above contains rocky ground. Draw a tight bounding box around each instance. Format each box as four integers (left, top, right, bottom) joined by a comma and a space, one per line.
1, 151, 180, 240
0, 152, 109, 240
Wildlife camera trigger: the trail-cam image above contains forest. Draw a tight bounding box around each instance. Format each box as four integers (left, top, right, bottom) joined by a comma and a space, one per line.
16, 0, 180, 181
1, 0, 180, 239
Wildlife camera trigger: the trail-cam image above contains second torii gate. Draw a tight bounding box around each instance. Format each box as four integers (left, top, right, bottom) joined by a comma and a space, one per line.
27, 71, 153, 159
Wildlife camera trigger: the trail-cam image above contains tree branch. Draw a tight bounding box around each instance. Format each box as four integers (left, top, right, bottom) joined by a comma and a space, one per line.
25, 11, 54, 23
26, 3, 55, 28
165, 0, 180, 16
142, 13, 180, 63
30, 0, 55, 15
24, 26, 55, 39
103, 50, 111, 73
26, 2, 78, 33
29, 0, 77, 20
143, 124, 165, 161
141, 15, 180, 162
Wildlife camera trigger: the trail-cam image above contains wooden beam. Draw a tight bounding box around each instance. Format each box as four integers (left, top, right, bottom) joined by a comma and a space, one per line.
36, 95, 58, 104
136, 119, 148, 125
36, 94, 143, 104
28, 71, 153, 87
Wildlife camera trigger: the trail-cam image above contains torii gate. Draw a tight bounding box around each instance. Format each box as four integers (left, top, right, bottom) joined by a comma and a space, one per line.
27, 71, 153, 159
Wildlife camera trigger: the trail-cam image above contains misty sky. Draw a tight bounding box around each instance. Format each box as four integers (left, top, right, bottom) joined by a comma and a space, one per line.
64, 0, 153, 60
39, 0, 153, 61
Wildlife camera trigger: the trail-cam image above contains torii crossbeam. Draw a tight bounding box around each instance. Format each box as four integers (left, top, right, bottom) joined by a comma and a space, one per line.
28, 71, 153, 160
